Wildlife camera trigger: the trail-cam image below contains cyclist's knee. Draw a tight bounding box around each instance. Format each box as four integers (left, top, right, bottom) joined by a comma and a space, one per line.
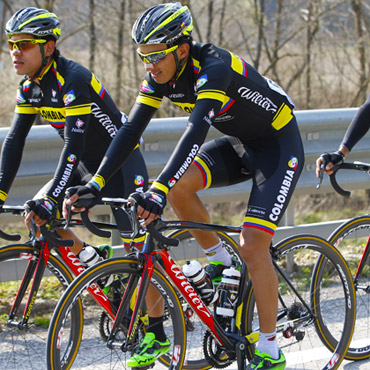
239, 227, 272, 267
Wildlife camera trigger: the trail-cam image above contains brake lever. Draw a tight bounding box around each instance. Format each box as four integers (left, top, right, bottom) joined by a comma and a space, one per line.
64, 204, 73, 230
316, 163, 325, 190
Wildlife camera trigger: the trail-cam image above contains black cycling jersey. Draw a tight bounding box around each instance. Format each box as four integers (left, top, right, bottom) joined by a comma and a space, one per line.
0, 51, 146, 208
341, 93, 370, 151
94, 41, 303, 234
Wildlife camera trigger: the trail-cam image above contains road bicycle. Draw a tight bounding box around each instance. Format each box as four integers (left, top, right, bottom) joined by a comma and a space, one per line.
0, 204, 237, 370
47, 197, 356, 370
316, 160, 370, 360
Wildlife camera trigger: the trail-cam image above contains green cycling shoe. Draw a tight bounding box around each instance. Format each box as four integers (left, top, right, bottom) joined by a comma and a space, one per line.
127, 332, 170, 368
247, 349, 286, 370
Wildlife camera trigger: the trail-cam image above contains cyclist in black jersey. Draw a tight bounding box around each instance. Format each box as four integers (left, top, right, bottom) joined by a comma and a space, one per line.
316, 93, 370, 176
65, 3, 304, 369
0, 8, 148, 262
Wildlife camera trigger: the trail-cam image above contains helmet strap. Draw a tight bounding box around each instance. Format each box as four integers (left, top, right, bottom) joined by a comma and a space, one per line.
171, 49, 187, 87
30, 44, 51, 80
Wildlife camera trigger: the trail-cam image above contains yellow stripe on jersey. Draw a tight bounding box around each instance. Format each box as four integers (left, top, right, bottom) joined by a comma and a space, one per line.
0, 190, 7, 202
91, 73, 103, 95
230, 51, 244, 75
38, 107, 66, 122
272, 103, 293, 131
90, 174, 105, 191
136, 93, 162, 109
15, 105, 38, 114
192, 57, 201, 74
197, 89, 226, 104
65, 104, 91, 117
172, 101, 195, 113
151, 181, 169, 195
53, 61, 65, 87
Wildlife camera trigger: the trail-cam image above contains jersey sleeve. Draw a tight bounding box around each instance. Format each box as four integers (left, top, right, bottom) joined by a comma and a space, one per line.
93, 102, 157, 189
151, 61, 232, 194
43, 72, 92, 203
341, 94, 370, 151
0, 113, 35, 202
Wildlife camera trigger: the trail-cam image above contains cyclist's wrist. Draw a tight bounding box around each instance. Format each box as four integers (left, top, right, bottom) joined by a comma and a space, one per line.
88, 174, 105, 193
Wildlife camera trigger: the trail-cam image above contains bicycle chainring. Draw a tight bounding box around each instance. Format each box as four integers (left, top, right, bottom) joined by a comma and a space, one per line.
203, 331, 235, 368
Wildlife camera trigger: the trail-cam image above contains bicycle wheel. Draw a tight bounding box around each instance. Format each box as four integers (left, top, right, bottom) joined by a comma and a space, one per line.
0, 243, 80, 370
244, 234, 355, 370
316, 215, 370, 360
47, 256, 187, 370
166, 229, 241, 370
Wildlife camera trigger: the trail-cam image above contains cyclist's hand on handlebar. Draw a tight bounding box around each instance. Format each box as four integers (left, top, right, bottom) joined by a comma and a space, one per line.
24, 196, 57, 226
130, 190, 167, 226
316, 151, 345, 178
63, 184, 99, 218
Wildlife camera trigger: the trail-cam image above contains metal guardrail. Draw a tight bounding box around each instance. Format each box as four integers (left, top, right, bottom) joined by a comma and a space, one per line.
1, 107, 370, 228
1, 107, 370, 280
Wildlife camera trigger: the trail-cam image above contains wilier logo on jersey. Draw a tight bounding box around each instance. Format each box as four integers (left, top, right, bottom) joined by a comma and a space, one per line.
63, 90, 76, 105
72, 119, 85, 134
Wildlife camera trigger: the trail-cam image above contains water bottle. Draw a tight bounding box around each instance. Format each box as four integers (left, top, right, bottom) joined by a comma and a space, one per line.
79, 246, 101, 267
182, 260, 218, 305
216, 266, 241, 318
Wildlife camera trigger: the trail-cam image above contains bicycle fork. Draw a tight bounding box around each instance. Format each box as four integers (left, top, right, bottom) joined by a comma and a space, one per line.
7, 240, 49, 330
354, 235, 370, 293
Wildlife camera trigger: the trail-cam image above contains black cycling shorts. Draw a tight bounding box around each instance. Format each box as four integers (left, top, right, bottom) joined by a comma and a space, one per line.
194, 119, 304, 235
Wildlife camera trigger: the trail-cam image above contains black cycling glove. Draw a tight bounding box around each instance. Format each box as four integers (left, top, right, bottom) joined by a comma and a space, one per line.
25, 196, 57, 222
65, 183, 100, 210
320, 150, 345, 169
130, 189, 167, 216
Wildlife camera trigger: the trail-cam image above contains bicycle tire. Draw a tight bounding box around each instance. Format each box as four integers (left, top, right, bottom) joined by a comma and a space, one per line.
315, 215, 370, 360
46, 256, 187, 370
244, 234, 356, 370
165, 229, 241, 370
0, 243, 82, 370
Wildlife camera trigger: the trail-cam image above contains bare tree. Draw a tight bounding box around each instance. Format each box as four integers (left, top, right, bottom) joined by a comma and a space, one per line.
114, 0, 125, 106
89, 0, 95, 71
350, 0, 368, 105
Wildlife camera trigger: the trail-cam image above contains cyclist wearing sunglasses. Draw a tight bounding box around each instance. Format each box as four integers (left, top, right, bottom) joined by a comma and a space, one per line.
66, 3, 303, 368
0, 7, 148, 265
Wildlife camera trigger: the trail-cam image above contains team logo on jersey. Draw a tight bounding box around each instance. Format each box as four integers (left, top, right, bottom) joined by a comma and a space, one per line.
51, 89, 58, 103
16, 89, 26, 104
63, 90, 76, 105
196, 75, 208, 90
72, 119, 85, 134
288, 156, 298, 170
168, 178, 176, 188
140, 80, 155, 94
67, 154, 77, 163
43, 200, 54, 211
134, 175, 144, 186
203, 109, 215, 125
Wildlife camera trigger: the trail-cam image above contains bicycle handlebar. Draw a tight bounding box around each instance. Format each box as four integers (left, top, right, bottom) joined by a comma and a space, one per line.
328, 161, 370, 197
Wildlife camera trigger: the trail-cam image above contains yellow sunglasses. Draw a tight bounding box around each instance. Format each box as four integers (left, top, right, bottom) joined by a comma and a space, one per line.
137, 45, 178, 64
8, 39, 47, 52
